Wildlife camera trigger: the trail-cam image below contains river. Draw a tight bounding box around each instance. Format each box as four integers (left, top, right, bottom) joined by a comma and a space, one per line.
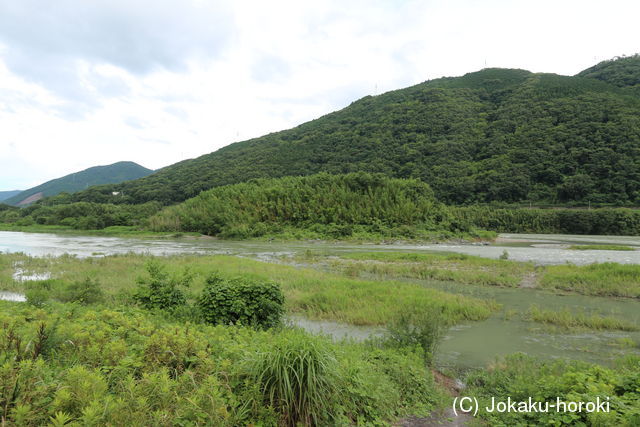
2, 230, 640, 265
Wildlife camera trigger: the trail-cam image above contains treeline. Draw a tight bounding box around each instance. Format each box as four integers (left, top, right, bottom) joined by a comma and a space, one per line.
452, 206, 640, 235
5, 175, 640, 238
149, 173, 640, 238
148, 173, 462, 239
0, 200, 162, 230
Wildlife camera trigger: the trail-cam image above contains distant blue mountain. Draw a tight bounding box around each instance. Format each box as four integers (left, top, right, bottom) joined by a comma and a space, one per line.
0, 190, 21, 202
5, 161, 154, 206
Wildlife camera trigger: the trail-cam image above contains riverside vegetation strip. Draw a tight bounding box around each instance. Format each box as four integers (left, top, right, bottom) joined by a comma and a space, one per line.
0, 253, 496, 326
291, 251, 640, 331
6, 173, 640, 241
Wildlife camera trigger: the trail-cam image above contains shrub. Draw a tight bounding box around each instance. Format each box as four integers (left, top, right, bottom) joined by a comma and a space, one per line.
197, 274, 284, 328
381, 306, 447, 365
133, 261, 191, 312
25, 288, 50, 307
59, 278, 105, 305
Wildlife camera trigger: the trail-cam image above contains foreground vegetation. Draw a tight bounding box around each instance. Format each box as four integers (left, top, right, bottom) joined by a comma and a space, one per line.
2, 247, 640, 424
466, 353, 640, 426
0, 301, 444, 426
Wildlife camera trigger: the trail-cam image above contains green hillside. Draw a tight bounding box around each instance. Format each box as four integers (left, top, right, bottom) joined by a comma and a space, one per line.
60, 56, 640, 206
577, 54, 640, 91
6, 161, 153, 206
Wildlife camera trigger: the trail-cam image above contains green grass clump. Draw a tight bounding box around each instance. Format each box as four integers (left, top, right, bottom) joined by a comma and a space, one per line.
540, 262, 640, 297
333, 251, 533, 287
246, 331, 338, 426
568, 244, 635, 251
527, 305, 639, 331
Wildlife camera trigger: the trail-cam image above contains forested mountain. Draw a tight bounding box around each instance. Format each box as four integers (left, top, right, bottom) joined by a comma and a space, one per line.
577, 54, 640, 92
0, 190, 21, 202
6, 161, 153, 206
68, 56, 640, 206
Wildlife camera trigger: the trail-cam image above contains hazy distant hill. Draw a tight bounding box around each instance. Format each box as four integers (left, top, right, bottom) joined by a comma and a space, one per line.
0, 190, 21, 202
69, 56, 640, 206
6, 161, 154, 206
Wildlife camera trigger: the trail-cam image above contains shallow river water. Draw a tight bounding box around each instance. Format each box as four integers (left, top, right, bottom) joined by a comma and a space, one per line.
2, 230, 640, 264
1, 230, 639, 369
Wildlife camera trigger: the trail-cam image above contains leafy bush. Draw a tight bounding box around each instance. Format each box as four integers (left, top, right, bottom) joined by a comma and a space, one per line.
197, 274, 284, 328
25, 287, 50, 307
380, 306, 447, 365
58, 278, 105, 305
133, 261, 191, 312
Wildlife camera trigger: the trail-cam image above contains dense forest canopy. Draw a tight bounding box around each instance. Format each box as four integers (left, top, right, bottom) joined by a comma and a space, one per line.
577, 54, 640, 91
148, 173, 455, 239
58, 56, 640, 207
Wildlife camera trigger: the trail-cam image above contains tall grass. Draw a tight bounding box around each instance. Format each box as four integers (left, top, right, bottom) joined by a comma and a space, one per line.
0, 301, 441, 425
381, 306, 447, 365
246, 331, 338, 426
527, 305, 639, 331
540, 262, 640, 297
568, 244, 635, 251
332, 251, 533, 287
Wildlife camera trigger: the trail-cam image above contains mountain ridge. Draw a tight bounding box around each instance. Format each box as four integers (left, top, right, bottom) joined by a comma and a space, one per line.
0, 190, 22, 202
6, 161, 154, 206
64, 56, 640, 206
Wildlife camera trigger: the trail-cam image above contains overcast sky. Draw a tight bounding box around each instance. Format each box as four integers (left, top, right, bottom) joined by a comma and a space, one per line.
1, 0, 638, 190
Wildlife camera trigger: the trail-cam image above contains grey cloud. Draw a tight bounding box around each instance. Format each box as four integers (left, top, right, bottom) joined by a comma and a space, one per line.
0, 0, 234, 105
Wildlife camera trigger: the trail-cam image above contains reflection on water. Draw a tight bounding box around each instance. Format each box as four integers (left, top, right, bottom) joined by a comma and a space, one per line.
287, 315, 382, 342
0, 291, 26, 302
